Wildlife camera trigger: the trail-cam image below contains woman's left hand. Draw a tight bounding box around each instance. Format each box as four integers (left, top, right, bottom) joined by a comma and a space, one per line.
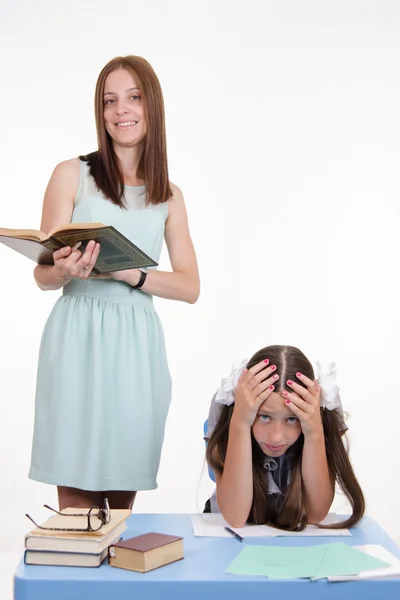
281, 373, 323, 439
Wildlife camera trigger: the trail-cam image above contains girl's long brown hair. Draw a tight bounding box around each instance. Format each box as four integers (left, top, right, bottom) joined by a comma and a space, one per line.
80, 55, 172, 208
206, 345, 365, 531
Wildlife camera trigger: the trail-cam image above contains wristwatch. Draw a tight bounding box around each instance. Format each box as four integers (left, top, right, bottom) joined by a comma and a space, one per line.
132, 270, 147, 290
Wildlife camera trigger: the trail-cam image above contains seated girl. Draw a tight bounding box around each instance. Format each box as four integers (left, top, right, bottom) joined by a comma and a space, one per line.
204, 345, 365, 531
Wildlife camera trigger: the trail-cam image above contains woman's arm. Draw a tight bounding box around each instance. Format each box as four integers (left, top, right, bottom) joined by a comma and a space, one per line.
34, 159, 100, 291
110, 184, 200, 304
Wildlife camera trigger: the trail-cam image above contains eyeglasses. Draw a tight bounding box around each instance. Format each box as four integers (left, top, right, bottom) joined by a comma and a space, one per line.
25, 498, 111, 532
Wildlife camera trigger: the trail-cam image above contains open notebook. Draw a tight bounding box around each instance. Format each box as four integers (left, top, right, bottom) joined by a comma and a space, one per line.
191, 513, 351, 537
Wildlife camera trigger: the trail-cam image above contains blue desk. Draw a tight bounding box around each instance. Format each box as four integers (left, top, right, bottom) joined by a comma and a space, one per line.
14, 514, 400, 600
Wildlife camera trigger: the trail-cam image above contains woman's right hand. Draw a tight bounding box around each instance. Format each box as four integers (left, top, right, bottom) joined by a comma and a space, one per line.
53, 240, 101, 281
231, 360, 279, 428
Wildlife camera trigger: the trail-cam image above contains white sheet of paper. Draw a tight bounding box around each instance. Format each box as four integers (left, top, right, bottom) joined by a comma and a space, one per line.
328, 545, 400, 581
191, 513, 351, 537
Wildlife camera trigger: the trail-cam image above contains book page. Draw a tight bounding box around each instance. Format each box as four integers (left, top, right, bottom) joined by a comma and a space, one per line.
0, 227, 46, 242
0, 222, 105, 241
49, 222, 106, 237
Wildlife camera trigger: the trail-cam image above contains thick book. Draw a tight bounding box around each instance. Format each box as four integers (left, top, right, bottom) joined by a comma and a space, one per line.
25, 508, 130, 553
24, 543, 111, 567
0, 222, 157, 274
108, 532, 184, 573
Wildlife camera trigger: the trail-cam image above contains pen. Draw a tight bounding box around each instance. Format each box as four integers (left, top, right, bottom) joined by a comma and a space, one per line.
224, 526, 245, 543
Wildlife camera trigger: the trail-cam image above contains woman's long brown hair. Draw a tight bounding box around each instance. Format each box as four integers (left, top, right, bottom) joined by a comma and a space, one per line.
206, 345, 365, 531
80, 55, 172, 208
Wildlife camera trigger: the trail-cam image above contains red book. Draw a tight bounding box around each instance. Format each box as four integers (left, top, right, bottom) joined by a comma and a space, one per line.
108, 532, 184, 573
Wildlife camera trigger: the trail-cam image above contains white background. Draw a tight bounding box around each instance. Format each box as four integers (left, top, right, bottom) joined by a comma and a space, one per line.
0, 0, 399, 576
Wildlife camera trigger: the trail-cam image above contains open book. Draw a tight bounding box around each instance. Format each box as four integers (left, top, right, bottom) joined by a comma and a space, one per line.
0, 222, 157, 274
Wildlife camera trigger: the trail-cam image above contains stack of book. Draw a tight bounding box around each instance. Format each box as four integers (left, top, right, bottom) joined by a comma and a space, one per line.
24, 507, 131, 567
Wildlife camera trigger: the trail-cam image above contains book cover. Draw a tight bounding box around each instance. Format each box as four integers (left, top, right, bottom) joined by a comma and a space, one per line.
0, 223, 157, 274
109, 532, 184, 573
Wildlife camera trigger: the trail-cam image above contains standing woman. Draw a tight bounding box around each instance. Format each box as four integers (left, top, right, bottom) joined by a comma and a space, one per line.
29, 56, 200, 510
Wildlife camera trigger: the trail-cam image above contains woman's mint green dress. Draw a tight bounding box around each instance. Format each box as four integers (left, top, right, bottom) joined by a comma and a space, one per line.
28, 161, 172, 491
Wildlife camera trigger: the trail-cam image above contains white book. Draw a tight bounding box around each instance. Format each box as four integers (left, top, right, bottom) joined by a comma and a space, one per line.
328, 545, 400, 581
24, 545, 110, 567
192, 513, 351, 537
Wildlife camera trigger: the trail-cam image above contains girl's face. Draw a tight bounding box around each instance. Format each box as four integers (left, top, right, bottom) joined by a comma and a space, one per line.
103, 68, 146, 148
252, 392, 302, 457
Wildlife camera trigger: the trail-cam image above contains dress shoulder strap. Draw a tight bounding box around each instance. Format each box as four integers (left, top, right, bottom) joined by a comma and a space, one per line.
74, 160, 100, 206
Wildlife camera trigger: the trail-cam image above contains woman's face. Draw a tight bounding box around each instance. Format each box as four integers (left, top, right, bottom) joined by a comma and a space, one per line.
103, 68, 146, 148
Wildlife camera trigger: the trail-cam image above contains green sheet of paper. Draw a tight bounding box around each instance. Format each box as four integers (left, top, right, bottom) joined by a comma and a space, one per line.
226, 545, 326, 578
312, 543, 390, 580
225, 543, 390, 579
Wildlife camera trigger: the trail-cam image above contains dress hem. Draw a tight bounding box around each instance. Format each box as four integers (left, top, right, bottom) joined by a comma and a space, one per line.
28, 468, 158, 492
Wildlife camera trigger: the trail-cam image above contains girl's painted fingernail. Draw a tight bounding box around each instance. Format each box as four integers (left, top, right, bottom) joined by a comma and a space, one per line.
269, 385, 274, 390
263, 359, 269, 364
273, 374, 279, 380
270, 365, 276, 371
287, 380, 293, 386
296, 372, 302, 378
282, 390, 288, 396
285, 399, 291, 404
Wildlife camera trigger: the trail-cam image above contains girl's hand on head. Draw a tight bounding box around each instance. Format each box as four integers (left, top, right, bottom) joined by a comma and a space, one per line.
232, 359, 279, 428
53, 241, 101, 281
281, 373, 323, 439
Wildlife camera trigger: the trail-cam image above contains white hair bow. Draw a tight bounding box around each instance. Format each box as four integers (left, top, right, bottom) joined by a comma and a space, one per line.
316, 361, 341, 411
215, 359, 248, 407
215, 358, 342, 411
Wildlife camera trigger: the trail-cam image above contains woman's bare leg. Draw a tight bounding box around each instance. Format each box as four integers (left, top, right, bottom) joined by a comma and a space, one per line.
57, 486, 103, 510
105, 491, 137, 510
